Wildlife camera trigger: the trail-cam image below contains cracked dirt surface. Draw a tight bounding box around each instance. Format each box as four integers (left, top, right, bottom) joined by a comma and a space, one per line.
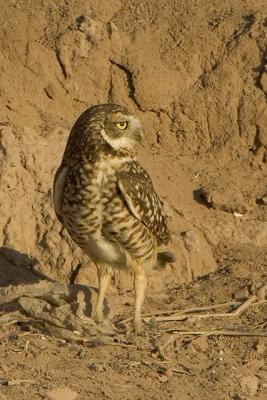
0, 0, 266, 399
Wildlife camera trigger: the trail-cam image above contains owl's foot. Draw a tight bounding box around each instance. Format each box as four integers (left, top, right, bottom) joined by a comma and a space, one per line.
91, 303, 104, 324
96, 307, 104, 324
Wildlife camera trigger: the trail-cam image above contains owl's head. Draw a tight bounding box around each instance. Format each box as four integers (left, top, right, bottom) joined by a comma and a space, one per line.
73, 104, 144, 153
100, 104, 144, 151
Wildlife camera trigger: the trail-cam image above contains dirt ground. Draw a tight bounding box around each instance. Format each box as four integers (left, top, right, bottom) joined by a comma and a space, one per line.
0, 0, 266, 399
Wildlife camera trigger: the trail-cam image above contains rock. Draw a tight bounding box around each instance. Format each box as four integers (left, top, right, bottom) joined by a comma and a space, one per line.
179, 228, 217, 280
233, 288, 249, 301
45, 387, 79, 400
200, 185, 250, 213
255, 340, 265, 355
259, 193, 267, 205
201, 218, 267, 248
76, 16, 104, 44
239, 376, 259, 397
260, 71, 267, 94
87, 362, 107, 372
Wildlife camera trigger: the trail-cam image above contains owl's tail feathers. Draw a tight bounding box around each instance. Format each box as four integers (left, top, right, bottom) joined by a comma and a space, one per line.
155, 251, 176, 269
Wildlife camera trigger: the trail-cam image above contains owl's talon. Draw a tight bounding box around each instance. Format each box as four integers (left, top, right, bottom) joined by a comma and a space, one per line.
91, 307, 103, 324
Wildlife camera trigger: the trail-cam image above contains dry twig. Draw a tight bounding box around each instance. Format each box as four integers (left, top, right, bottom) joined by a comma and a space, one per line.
160, 329, 267, 337
121, 293, 267, 325
120, 301, 241, 324
0, 378, 37, 386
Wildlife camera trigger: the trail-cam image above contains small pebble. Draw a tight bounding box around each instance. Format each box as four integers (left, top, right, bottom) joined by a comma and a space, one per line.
87, 362, 106, 372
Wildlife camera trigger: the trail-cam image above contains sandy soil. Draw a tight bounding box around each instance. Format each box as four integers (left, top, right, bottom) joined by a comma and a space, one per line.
0, 0, 266, 399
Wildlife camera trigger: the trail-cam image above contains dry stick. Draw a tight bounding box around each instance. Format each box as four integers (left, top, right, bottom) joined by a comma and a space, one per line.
141, 360, 190, 376
147, 298, 267, 323
231, 296, 257, 315
160, 329, 267, 337
162, 323, 267, 349
121, 282, 267, 324
60, 334, 135, 348
0, 378, 37, 386
120, 301, 241, 324
148, 301, 241, 316
158, 300, 265, 322
172, 368, 191, 375
149, 358, 193, 374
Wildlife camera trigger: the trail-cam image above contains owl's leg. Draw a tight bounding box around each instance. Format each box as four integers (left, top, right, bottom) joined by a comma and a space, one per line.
132, 263, 147, 334
94, 264, 111, 323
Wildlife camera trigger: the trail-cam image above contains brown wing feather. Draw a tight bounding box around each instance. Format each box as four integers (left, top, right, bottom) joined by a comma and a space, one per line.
117, 162, 170, 245
53, 164, 68, 223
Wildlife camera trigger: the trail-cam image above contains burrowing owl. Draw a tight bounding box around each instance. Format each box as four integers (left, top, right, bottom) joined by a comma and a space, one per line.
53, 104, 174, 333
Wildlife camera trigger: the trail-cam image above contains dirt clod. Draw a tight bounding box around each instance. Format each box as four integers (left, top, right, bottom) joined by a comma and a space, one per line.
239, 376, 259, 397
45, 387, 79, 400
191, 336, 209, 352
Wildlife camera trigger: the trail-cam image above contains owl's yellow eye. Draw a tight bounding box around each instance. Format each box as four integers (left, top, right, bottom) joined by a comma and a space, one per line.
115, 121, 128, 130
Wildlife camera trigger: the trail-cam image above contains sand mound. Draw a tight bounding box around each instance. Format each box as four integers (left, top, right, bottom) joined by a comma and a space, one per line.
0, 0, 266, 289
